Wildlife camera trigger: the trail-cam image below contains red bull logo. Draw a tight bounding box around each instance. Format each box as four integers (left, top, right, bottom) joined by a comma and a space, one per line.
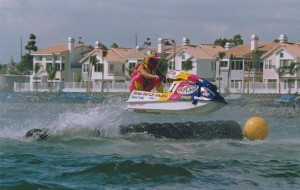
177, 85, 198, 95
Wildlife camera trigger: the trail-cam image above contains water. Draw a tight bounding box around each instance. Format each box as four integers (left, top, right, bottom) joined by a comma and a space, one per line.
0, 93, 300, 190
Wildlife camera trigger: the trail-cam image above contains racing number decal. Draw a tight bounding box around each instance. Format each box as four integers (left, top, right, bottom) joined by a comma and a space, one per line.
168, 82, 178, 92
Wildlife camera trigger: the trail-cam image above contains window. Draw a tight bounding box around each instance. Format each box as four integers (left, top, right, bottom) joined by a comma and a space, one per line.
128, 62, 136, 75
230, 80, 242, 88
46, 56, 52, 61
55, 63, 60, 71
244, 61, 253, 70
109, 64, 114, 74
36, 56, 42, 61
83, 64, 88, 72
94, 64, 101, 72
264, 60, 268, 69
168, 61, 175, 70
266, 79, 276, 89
231, 61, 243, 70
61, 63, 65, 71
129, 62, 135, 70
237, 61, 243, 70
220, 61, 228, 67
54, 55, 60, 61
289, 79, 295, 88
280, 53, 284, 58
264, 60, 272, 69
211, 61, 216, 71
280, 59, 292, 67
181, 54, 185, 60
284, 79, 295, 89
46, 63, 52, 71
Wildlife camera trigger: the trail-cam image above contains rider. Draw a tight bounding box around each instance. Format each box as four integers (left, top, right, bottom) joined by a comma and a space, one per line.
129, 50, 165, 92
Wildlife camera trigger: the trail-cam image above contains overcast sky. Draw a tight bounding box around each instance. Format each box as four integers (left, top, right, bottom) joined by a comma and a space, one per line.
0, 0, 299, 64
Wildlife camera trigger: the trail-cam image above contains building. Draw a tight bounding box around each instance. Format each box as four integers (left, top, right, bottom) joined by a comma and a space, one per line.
31, 37, 92, 87
61, 37, 224, 92
79, 41, 135, 92
216, 34, 300, 94
262, 35, 300, 94
166, 38, 224, 81
21, 35, 299, 94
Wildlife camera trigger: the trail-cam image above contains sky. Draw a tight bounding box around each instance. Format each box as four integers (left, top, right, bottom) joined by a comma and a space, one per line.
0, 0, 300, 64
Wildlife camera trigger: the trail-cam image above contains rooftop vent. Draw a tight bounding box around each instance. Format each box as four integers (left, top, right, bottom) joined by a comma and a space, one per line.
95, 41, 101, 49
225, 42, 235, 50
279, 34, 288, 43
182, 37, 190, 46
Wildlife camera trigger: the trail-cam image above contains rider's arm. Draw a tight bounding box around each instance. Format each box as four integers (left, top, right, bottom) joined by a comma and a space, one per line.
137, 65, 156, 79
156, 70, 165, 78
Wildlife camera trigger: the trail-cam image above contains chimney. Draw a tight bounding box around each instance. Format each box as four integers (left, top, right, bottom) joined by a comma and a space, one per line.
225, 42, 235, 50
182, 37, 190, 46
68, 37, 75, 53
95, 41, 101, 49
279, 34, 288, 43
250, 35, 259, 50
157, 38, 165, 53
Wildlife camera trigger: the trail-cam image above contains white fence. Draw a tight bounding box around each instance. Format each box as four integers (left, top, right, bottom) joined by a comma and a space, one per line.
218, 81, 299, 94
14, 81, 299, 94
14, 81, 130, 93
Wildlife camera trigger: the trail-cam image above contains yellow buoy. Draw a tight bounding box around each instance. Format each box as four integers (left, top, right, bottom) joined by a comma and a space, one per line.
244, 117, 269, 141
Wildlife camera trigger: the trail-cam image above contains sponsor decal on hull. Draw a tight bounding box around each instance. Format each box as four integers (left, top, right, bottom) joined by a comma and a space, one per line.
132, 91, 168, 98
177, 85, 198, 95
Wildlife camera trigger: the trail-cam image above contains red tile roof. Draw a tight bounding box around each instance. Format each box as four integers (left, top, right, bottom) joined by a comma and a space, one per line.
224, 43, 279, 57
32, 44, 90, 55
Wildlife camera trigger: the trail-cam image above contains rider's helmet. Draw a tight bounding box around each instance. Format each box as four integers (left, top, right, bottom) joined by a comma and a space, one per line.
144, 50, 159, 69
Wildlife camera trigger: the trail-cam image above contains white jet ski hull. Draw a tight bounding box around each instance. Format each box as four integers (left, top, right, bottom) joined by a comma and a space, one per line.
127, 100, 227, 114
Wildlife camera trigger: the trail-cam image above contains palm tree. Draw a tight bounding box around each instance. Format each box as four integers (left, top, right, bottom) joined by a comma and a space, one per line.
246, 50, 260, 94
158, 58, 168, 75
217, 51, 225, 92
101, 50, 108, 93
286, 62, 300, 94
227, 54, 234, 94
272, 65, 286, 94
182, 58, 193, 71
87, 55, 99, 93
143, 38, 151, 47
251, 50, 262, 93
47, 65, 57, 92
34, 63, 41, 92
273, 62, 300, 94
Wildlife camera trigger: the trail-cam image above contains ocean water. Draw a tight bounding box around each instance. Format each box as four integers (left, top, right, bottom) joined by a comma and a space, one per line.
0, 93, 300, 190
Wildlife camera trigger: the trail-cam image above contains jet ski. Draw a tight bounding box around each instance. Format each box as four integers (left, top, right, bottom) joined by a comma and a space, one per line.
127, 71, 227, 114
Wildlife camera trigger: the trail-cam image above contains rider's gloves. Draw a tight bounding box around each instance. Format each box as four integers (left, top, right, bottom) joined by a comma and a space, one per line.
154, 75, 160, 80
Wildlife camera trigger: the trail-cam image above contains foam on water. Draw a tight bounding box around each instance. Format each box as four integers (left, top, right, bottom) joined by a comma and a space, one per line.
1, 105, 127, 140
1, 93, 299, 141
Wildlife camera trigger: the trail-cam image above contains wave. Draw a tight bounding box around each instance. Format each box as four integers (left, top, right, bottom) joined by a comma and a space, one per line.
1, 180, 73, 190
2, 157, 299, 190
